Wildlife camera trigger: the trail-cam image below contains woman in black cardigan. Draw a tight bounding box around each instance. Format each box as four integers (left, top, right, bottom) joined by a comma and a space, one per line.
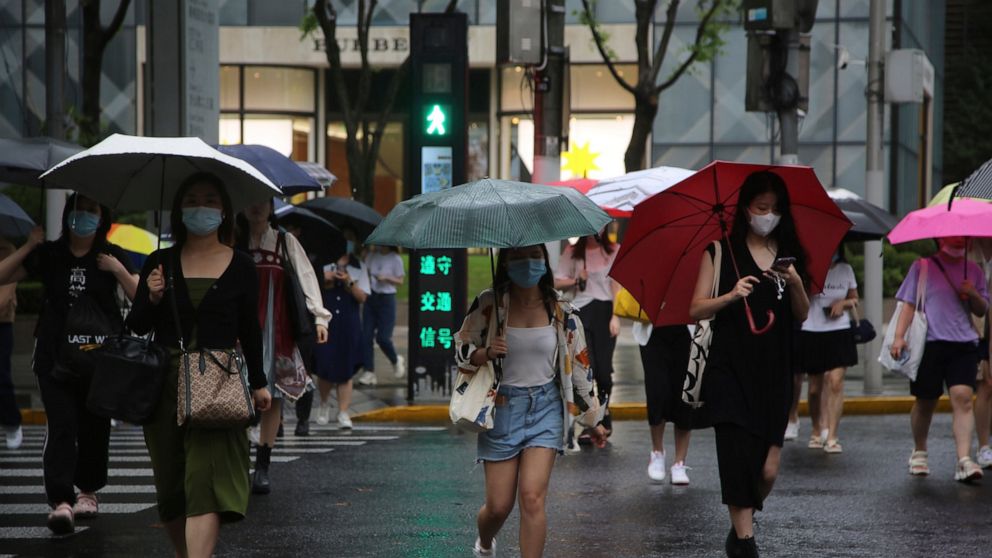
127, 172, 271, 558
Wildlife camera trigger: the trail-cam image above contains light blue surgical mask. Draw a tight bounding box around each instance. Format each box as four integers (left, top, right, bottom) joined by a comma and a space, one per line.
346, 240, 355, 255
181, 207, 223, 236
507, 258, 546, 288
68, 211, 100, 237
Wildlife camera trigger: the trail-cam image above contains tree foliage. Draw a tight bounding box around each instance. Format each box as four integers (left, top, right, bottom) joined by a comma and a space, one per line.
77, 0, 132, 147
579, 0, 737, 171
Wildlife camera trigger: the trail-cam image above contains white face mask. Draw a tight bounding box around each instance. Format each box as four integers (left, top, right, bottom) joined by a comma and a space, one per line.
748, 211, 781, 237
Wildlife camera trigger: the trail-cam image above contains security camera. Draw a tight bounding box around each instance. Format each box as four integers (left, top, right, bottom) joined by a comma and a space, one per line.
834, 45, 866, 70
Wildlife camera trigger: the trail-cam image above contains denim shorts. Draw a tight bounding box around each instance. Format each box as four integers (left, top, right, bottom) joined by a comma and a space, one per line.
477, 381, 564, 462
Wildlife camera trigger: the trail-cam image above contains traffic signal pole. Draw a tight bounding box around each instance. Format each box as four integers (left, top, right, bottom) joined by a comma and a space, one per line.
532, 0, 566, 185
777, 28, 800, 165
863, 0, 885, 395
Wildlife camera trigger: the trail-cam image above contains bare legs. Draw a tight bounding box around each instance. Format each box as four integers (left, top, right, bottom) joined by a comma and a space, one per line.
728, 446, 781, 539
911, 398, 939, 452
317, 378, 352, 415
824, 367, 846, 443
789, 373, 826, 436
163, 513, 220, 558
949, 385, 977, 460
259, 399, 282, 447
975, 362, 992, 449
477, 448, 556, 558
650, 421, 691, 464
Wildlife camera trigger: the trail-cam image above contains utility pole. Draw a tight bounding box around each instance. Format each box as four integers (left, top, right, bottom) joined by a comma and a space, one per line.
532, 0, 566, 184
44, 0, 67, 241
776, 28, 800, 165
863, 0, 885, 395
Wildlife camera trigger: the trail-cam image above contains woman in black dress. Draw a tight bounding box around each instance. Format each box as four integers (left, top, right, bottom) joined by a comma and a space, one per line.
689, 171, 810, 558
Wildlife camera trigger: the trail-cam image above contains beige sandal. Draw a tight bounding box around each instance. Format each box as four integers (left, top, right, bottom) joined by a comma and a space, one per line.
908, 450, 930, 476
808, 435, 824, 449
823, 439, 843, 454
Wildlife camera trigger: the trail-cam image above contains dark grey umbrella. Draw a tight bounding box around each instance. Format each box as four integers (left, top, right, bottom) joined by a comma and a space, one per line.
274, 199, 346, 262
0, 136, 83, 187
0, 193, 36, 238
300, 196, 382, 241
827, 188, 898, 241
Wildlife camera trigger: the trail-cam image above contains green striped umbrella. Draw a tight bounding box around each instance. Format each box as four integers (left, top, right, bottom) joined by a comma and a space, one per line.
365, 178, 611, 248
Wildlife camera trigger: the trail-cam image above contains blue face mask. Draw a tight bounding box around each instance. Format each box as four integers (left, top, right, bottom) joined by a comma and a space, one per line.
182, 207, 223, 236
68, 211, 100, 237
507, 258, 546, 288
346, 240, 355, 255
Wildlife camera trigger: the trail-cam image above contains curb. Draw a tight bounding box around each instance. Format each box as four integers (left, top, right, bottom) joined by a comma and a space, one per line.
18, 396, 951, 426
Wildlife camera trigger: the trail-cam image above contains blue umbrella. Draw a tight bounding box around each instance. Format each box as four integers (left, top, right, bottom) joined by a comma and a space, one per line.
0, 193, 36, 239
213, 144, 322, 194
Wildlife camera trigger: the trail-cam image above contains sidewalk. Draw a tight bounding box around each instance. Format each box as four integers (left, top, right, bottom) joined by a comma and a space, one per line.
12, 308, 927, 425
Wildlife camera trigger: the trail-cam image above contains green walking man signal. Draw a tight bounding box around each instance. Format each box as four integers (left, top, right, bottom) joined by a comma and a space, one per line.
426, 105, 447, 135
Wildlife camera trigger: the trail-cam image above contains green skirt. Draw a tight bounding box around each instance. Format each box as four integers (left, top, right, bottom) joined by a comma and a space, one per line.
142, 353, 250, 523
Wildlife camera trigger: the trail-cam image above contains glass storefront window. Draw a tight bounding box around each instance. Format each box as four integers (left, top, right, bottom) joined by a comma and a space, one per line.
243, 66, 315, 112
500, 64, 637, 113
326, 122, 405, 214
219, 115, 315, 161
220, 66, 240, 111
504, 115, 634, 182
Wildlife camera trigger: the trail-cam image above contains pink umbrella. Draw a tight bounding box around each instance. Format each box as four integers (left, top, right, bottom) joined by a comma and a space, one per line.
887, 198, 992, 244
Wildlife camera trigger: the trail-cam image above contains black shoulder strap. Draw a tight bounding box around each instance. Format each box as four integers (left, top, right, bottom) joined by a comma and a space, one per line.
167, 248, 185, 352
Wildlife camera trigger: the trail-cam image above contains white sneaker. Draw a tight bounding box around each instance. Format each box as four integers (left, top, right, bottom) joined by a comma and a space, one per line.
647, 451, 666, 482
4, 425, 22, 450
316, 401, 331, 426
473, 537, 495, 557
670, 461, 691, 485
394, 355, 407, 379
784, 421, 799, 441
955, 457, 984, 483
247, 426, 260, 446
356, 370, 378, 386
977, 446, 992, 469
337, 411, 353, 430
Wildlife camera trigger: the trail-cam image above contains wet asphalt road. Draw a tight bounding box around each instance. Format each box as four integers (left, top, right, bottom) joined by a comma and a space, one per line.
2, 415, 991, 558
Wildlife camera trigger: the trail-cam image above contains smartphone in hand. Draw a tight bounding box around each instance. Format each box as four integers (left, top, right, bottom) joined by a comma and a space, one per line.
772, 256, 796, 272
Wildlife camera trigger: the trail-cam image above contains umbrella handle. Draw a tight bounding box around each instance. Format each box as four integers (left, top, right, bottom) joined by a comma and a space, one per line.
745, 303, 776, 336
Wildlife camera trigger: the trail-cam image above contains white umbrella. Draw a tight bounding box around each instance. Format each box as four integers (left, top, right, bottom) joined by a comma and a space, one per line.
584, 165, 695, 217
40, 134, 281, 211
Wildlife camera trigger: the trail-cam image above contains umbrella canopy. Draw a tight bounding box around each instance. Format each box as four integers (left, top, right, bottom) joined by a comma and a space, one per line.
296, 162, 337, 188
0, 136, 83, 187
274, 199, 346, 262
40, 134, 282, 211
300, 196, 382, 241
107, 223, 170, 255
583, 166, 695, 218
213, 144, 321, 194
953, 158, 992, 201
827, 188, 899, 241
610, 161, 851, 327
0, 193, 35, 238
364, 178, 612, 249
887, 198, 992, 244
546, 178, 598, 195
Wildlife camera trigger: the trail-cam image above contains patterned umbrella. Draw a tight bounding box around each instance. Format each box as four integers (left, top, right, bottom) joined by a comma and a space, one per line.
364, 178, 611, 249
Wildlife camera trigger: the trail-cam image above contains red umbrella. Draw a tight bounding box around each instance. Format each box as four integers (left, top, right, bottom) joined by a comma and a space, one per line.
609, 161, 851, 327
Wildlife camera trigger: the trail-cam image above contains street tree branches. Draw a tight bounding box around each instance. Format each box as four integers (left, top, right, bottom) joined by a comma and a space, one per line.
78, 0, 132, 146
302, 0, 457, 206
579, 0, 737, 172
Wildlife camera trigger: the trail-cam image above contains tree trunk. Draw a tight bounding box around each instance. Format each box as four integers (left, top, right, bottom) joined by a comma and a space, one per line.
80, 14, 105, 146
624, 89, 659, 172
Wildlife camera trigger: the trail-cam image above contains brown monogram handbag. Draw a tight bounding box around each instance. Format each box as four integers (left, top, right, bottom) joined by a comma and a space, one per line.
168, 259, 255, 428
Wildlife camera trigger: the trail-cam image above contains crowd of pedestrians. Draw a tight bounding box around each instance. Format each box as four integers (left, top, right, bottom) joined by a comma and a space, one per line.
6, 167, 992, 558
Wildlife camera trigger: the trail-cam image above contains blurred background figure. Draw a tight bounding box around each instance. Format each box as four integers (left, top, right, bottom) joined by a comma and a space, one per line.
359, 245, 405, 386
0, 237, 21, 450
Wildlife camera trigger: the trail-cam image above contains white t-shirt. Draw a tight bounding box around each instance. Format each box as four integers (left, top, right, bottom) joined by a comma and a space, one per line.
365, 252, 405, 294
554, 243, 618, 308
802, 262, 858, 332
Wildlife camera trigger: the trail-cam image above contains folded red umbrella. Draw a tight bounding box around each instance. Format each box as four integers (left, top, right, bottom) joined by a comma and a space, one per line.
609, 161, 851, 326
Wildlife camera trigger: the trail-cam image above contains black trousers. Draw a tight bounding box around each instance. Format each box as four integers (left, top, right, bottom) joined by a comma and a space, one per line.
580, 300, 617, 403
0, 323, 20, 427
714, 423, 772, 511
36, 372, 111, 507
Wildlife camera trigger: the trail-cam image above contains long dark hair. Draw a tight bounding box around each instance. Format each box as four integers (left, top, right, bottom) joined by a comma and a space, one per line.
493, 245, 557, 318
233, 198, 277, 250
730, 170, 809, 284
170, 172, 235, 246
570, 233, 615, 261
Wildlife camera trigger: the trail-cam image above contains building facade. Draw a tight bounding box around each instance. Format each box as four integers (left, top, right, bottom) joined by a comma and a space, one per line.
0, 0, 945, 217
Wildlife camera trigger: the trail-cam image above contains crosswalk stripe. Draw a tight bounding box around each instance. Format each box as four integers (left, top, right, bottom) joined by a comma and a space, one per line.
0, 469, 154, 477
0, 526, 89, 539
0, 485, 156, 495
12, 440, 367, 448
1, 455, 299, 464
1, 447, 334, 456
265, 440, 366, 446
0, 503, 155, 514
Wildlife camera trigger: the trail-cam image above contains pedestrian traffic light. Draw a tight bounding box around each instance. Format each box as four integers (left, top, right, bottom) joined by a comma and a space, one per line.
407, 13, 468, 402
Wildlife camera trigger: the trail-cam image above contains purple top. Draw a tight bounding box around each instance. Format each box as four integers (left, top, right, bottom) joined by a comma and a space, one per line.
895, 256, 989, 342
